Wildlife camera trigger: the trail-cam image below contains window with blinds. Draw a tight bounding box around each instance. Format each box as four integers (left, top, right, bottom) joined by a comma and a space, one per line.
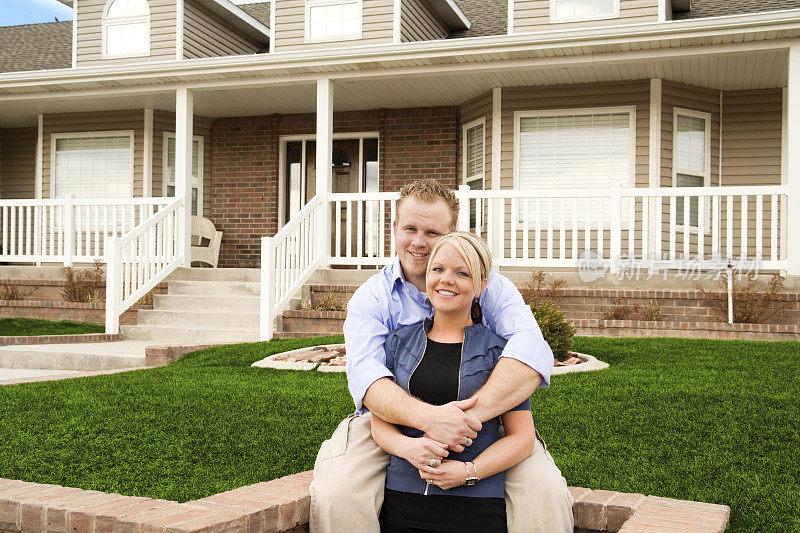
464, 120, 485, 190
53, 134, 133, 199
165, 134, 202, 216
673, 110, 710, 229
103, 0, 150, 58
551, 0, 619, 21
306, 0, 362, 42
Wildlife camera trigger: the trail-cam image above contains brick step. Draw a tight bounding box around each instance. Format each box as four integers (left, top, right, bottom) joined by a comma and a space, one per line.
274, 331, 343, 339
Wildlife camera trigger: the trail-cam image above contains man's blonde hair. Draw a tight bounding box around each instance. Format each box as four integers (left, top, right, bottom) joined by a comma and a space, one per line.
397, 179, 459, 231
426, 232, 492, 291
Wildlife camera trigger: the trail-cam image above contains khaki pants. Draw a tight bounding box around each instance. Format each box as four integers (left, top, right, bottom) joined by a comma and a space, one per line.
309, 414, 574, 533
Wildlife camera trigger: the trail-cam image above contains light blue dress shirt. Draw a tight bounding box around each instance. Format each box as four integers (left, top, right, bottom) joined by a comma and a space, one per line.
343, 256, 553, 413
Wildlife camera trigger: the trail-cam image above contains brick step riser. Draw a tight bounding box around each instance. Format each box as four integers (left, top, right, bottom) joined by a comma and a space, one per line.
281, 318, 344, 334
153, 295, 260, 312
136, 310, 260, 328
167, 281, 260, 296
120, 325, 259, 344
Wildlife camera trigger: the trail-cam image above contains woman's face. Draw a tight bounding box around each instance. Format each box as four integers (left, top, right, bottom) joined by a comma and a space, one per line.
426, 243, 482, 316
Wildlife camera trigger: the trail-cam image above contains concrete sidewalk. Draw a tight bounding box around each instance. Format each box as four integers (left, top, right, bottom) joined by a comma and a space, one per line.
0, 340, 149, 373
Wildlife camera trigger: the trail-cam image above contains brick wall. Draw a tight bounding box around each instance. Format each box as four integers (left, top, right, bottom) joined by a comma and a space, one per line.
210, 107, 459, 267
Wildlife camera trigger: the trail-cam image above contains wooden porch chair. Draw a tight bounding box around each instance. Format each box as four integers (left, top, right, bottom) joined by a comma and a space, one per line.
191, 216, 222, 268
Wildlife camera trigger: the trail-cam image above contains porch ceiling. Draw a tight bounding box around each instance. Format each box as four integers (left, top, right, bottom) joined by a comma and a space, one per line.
0, 49, 788, 126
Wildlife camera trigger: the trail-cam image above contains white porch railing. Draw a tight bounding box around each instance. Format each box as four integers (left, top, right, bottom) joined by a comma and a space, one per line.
104, 198, 184, 334
260, 195, 326, 340
0, 196, 172, 265
329, 192, 400, 266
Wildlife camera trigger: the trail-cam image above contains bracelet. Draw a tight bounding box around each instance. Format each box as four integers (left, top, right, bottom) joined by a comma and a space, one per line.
464, 461, 478, 486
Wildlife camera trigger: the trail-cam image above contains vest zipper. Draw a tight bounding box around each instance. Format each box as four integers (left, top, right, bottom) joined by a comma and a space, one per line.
456, 330, 466, 401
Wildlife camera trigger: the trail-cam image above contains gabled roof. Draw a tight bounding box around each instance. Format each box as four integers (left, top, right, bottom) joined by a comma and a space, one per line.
449, 0, 507, 38
672, 0, 800, 19
0, 22, 72, 73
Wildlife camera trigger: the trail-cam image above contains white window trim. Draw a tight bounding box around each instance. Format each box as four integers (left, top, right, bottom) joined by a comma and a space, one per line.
163, 132, 204, 217
512, 106, 637, 191
102, 0, 151, 59
278, 131, 379, 226
672, 107, 712, 233
304, 0, 363, 44
50, 130, 135, 199
549, 0, 620, 23
462, 117, 486, 189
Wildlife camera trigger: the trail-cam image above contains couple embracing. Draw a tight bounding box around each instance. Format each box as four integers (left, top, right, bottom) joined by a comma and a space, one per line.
310, 180, 574, 533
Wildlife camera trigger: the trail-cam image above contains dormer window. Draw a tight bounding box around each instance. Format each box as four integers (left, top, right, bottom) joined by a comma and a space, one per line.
305, 0, 362, 43
550, 0, 619, 22
103, 0, 150, 58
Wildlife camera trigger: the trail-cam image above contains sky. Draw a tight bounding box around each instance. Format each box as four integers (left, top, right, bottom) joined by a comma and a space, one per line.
0, 0, 265, 27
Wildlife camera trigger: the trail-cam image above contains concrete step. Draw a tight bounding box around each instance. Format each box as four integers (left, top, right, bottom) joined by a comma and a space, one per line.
309, 268, 378, 285
153, 294, 260, 312
120, 324, 259, 343
168, 267, 261, 282
136, 309, 260, 328
167, 280, 260, 296
0, 341, 148, 371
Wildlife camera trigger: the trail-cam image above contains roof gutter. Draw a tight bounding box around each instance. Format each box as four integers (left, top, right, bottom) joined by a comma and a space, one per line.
2, 8, 799, 89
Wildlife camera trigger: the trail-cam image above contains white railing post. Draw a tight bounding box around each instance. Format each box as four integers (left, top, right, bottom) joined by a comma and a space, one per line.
316, 78, 333, 267
63, 194, 74, 267
260, 236, 276, 341
457, 185, 470, 232
105, 236, 122, 334
609, 185, 622, 273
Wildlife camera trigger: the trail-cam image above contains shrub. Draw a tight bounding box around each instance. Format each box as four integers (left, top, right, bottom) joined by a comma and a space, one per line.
0, 280, 32, 301
600, 298, 663, 321
300, 292, 347, 312
519, 271, 566, 306
695, 272, 791, 324
61, 261, 105, 303
530, 300, 576, 361
641, 299, 663, 321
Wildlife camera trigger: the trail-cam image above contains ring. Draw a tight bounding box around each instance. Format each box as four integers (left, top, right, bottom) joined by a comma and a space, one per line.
464, 437, 473, 446
429, 458, 440, 468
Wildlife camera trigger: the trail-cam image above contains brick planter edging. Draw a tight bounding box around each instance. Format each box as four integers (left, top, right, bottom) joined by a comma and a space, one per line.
0, 334, 122, 347
0, 472, 729, 533
144, 344, 226, 367
576, 319, 800, 341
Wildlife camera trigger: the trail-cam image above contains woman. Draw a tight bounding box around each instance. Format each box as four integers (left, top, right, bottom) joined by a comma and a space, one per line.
371, 232, 536, 533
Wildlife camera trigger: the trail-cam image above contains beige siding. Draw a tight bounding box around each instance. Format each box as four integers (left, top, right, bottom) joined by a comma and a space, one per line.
721, 89, 782, 186
458, 93, 492, 187
152, 111, 213, 215
42, 111, 145, 199
183, 0, 261, 59
76, 0, 176, 67
501, 81, 650, 189
401, 0, 448, 42
0, 128, 37, 199
513, 0, 658, 34
274, 0, 393, 53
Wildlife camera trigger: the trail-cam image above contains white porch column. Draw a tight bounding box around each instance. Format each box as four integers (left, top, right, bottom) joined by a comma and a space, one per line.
648, 78, 662, 261
491, 87, 503, 258
316, 78, 333, 263
176, 88, 194, 267
785, 44, 800, 275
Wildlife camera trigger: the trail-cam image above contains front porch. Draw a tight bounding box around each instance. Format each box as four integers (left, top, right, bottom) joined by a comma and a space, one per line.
2, 36, 800, 335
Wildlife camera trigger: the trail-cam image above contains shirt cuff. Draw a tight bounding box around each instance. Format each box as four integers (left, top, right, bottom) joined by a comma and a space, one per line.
500, 334, 552, 388
348, 358, 396, 414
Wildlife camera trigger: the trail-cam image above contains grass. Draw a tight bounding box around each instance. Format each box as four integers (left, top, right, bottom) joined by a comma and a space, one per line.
0, 335, 797, 532
0, 318, 104, 336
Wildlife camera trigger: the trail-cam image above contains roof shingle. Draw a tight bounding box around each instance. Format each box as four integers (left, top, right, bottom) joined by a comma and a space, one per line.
0, 21, 72, 73
672, 0, 800, 19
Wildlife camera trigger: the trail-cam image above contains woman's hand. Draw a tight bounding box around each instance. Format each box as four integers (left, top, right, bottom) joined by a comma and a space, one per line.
419, 459, 467, 490
397, 436, 449, 474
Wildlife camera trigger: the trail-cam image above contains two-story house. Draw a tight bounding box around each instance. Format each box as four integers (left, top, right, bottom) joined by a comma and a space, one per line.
1, 0, 799, 339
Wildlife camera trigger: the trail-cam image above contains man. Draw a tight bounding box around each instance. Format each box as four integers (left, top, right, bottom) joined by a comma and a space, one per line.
310, 179, 573, 532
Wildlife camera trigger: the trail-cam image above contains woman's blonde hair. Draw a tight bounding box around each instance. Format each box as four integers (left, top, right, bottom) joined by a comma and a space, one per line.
426, 232, 492, 291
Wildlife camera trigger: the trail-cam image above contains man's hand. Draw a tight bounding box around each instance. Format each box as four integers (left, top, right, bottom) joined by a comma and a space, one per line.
419, 460, 467, 491
397, 436, 449, 474
420, 397, 482, 452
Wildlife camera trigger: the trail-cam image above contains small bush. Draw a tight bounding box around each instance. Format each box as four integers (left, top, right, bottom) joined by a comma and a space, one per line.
600, 298, 636, 320
641, 299, 663, 321
695, 272, 791, 324
301, 293, 347, 312
0, 280, 32, 301
530, 300, 576, 361
519, 271, 566, 306
61, 261, 105, 303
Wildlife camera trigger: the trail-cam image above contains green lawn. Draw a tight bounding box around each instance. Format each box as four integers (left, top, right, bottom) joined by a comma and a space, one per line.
0, 335, 797, 532
0, 318, 104, 336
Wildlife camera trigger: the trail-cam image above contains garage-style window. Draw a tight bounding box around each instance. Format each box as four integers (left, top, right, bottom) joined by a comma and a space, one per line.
103, 0, 150, 58
52, 132, 134, 198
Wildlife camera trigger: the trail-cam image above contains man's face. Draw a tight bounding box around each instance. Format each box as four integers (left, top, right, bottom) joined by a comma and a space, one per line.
392, 197, 453, 288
